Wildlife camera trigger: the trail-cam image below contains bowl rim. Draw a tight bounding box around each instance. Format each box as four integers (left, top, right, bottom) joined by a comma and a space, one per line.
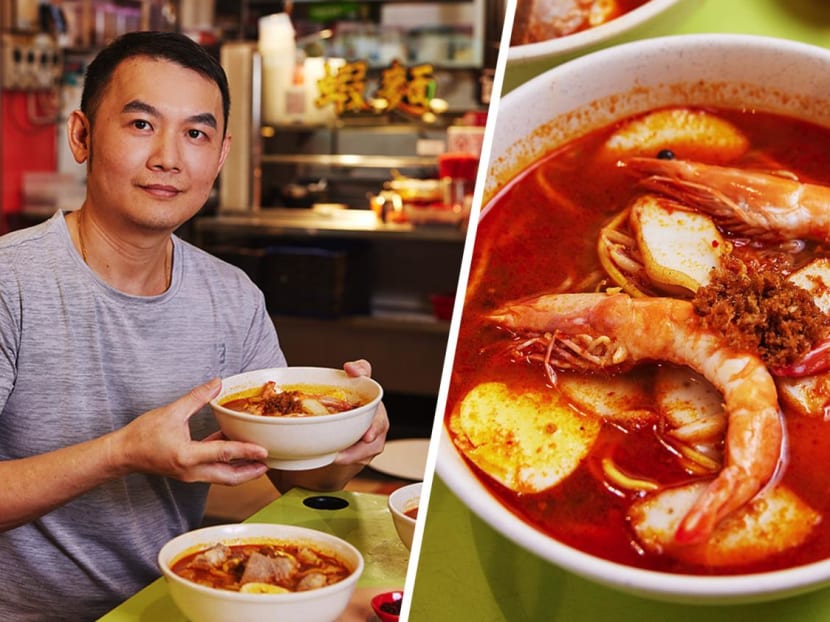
486, 32, 830, 210
210, 366, 383, 425
158, 523, 365, 603
444, 32, 830, 604
437, 427, 830, 604
507, 0, 693, 64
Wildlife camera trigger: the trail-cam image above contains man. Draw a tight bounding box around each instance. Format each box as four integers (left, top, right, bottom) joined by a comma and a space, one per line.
0, 31, 388, 620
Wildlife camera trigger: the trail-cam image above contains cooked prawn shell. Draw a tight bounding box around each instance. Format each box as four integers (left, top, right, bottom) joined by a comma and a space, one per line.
623, 156, 830, 243
489, 290, 786, 544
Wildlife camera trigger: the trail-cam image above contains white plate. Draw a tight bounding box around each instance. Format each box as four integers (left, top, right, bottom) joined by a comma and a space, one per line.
370, 438, 430, 481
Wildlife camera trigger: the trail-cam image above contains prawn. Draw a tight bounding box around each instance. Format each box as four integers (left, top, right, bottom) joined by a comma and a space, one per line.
621, 156, 830, 243
622, 156, 830, 376
489, 290, 786, 544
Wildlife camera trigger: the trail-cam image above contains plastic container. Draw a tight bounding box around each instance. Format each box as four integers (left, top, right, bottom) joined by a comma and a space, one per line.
446, 125, 486, 157
258, 13, 296, 124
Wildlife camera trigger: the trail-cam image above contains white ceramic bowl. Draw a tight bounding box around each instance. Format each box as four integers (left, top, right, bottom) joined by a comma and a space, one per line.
388, 482, 422, 550
507, 0, 703, 67
442, 33, 830, 605
158, 523, 364, 622
210, 367, 382, 470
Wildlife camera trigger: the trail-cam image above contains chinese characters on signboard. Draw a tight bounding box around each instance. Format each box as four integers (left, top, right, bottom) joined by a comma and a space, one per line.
315, 59, 436, 116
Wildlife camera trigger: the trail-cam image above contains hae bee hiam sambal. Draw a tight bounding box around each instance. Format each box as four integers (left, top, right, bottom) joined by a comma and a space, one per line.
220, 381, 367, 417
447, 105, 830, 575
171, 539, 354, 593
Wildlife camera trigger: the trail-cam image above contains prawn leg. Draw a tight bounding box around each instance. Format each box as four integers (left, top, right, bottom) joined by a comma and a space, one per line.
621, 156, 830, 243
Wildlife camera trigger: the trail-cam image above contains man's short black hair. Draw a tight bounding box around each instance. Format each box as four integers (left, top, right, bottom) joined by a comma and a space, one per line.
81, 31, 230, 136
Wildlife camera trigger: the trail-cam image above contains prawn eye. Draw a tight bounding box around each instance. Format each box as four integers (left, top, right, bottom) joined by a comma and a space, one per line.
657, 149, 675, 160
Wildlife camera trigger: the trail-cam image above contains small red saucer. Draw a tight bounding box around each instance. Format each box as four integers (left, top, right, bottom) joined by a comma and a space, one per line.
370, 590, 404, 622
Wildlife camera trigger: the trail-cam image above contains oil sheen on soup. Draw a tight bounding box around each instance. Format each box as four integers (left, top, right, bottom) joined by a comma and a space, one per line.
447, 105, 830, 575
221, 381, 366, 417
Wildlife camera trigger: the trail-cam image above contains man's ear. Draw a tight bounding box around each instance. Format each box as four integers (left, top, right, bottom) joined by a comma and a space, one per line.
216, 132, 232, 173
66, 109, 91, 164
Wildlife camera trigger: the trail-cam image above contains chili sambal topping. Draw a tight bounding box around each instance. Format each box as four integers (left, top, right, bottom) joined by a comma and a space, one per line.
692, 255, 830, 368
263, 389, 306, 415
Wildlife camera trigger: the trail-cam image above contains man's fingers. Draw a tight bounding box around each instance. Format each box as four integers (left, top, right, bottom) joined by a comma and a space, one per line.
207, 439, 269, 464
190, 377, 222, 403
172, 378, 222, 422
362, 405, 389, 443
190, 457, 270, 485
343, 359, 371, 377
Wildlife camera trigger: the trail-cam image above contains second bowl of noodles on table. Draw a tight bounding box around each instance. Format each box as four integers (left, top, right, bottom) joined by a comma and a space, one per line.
438, 33, 830, 605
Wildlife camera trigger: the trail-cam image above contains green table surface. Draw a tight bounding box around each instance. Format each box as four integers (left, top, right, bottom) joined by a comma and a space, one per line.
97, 489, 409, 621
410, 1, 830, 621
410, 478, 830, 621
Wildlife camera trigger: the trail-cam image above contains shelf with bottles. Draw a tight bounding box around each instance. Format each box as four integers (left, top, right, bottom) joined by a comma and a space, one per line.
220, 0, 486, 70
53, 0, 177, 51
218, 42, 487, 216
257, 112, 468, 172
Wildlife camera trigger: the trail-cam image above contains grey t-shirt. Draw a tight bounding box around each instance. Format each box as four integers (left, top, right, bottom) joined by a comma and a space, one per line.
0, 211, 286, 620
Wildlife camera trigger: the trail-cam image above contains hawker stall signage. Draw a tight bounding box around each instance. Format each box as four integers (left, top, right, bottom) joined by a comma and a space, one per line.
376, 60, 436, 116
315, 59, 436, 116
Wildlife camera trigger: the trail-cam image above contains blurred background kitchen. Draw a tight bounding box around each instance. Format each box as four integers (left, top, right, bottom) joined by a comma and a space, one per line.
0, 0, 504, 519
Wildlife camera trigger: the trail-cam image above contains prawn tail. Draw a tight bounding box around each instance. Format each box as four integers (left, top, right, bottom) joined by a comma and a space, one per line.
673, 466, 762, 545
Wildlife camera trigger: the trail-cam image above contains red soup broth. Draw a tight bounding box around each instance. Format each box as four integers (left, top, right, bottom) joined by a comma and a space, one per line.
171, 541, 351, 591
446, 106, 830, 575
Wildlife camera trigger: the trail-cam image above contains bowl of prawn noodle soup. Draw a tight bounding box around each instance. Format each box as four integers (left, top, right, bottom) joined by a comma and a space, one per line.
158, 523, 363, 622
439, 34, 830, 604
508, 0, 703, 67
210, 367, 382, 470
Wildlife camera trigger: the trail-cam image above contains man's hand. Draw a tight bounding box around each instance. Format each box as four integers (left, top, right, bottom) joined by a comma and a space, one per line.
116, 378, 270, 485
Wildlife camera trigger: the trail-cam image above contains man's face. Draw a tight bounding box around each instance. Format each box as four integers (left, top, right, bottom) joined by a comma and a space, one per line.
78, 56, 230, 233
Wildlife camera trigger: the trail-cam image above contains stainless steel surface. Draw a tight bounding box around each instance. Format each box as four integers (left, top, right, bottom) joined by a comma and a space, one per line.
260, 153, 438, 168
195, 209, 467, 242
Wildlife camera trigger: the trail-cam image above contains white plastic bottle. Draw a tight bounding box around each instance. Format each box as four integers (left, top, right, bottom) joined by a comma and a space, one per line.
258, 12, 295, 124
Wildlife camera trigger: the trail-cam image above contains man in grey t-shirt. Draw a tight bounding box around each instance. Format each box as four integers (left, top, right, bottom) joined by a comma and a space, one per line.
0, 32, 388, 621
